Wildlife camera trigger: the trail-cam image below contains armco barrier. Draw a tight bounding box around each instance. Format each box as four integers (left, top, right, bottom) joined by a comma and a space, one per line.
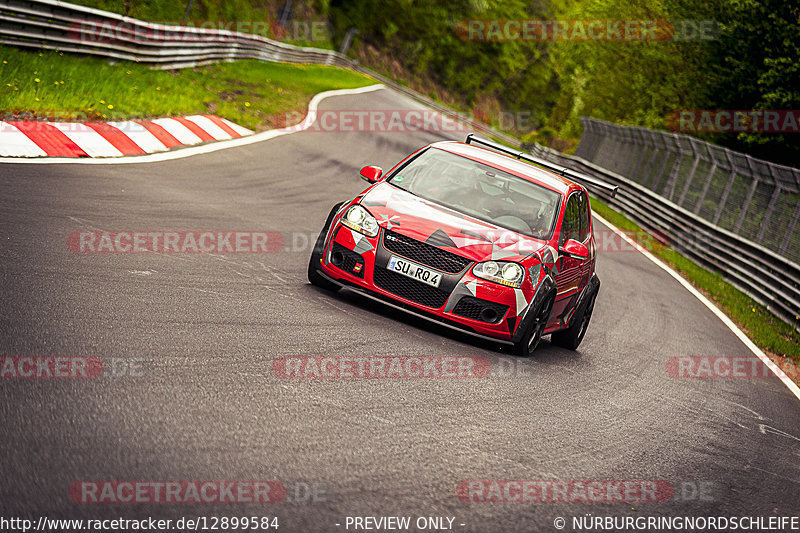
0, 0, 350, 68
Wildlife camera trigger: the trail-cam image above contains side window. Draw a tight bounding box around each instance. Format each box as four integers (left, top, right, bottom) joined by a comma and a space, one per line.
561, 195, 580, 245
578, 192, 590, 242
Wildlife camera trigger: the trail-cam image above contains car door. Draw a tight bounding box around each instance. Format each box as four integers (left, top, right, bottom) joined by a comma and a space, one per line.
551, 192, 588, 326
576, 191, 594, 288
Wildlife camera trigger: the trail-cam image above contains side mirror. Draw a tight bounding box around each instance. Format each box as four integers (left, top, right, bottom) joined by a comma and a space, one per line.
560, 239, 589, 260
360, 165, 383, 183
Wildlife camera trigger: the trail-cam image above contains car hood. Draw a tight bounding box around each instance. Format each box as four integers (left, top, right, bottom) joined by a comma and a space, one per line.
360, 181, 546, 263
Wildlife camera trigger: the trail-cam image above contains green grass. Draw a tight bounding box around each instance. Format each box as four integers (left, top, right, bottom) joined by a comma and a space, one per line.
0, 45, 373, 130
589, 196, 800, 367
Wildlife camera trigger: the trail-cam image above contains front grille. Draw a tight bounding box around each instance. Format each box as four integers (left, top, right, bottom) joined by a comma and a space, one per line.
373, 267, 450, 308
331, 243, 365, 279
452, 296, 509, 323
383, 230, 471, 274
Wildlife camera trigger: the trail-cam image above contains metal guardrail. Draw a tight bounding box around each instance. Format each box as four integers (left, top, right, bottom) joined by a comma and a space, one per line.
0, 0, 353, 68
524, 140, 800, 330
2, 0, 797, 328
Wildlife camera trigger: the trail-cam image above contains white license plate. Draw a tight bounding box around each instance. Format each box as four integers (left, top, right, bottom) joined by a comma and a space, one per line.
386, 256, 442, 288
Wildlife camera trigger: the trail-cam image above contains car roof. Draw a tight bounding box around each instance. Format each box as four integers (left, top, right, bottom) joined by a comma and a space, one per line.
430, 141, 577, 195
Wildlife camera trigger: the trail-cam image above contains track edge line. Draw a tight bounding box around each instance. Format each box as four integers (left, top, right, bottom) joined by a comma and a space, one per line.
592, 211, 800, 402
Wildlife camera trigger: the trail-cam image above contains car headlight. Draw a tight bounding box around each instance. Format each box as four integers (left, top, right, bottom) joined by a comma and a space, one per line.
341, 205, 379, 237
473, 261, 525, 288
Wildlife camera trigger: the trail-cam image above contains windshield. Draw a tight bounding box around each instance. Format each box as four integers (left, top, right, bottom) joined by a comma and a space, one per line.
387, 148, 561, 240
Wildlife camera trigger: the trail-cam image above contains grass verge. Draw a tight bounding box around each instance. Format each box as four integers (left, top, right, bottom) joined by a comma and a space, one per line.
590, 195, 800, 380
0, 45, 373, 131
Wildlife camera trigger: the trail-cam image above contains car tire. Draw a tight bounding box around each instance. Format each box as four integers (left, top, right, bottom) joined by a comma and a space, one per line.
308, 202, 345, 292
551, 286, 597, 351
512, 292, 555, 357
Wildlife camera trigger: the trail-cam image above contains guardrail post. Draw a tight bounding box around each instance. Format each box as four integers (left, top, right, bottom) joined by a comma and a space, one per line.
589, 125, 601, 160
693, 162, 718, 215
575, 124, 589, 159
599, 123, 614, 167
182, 0, 195, 25
626, 129, 640, 176
609, 128, 624, 172
756, 185, 783, 242
649, 149, 672, 192
622, 130, 636, 174
734, 178, 760, 233
665, 153, 683, 198
575, 119, 596, 160
591, 126, 604, 161
780, 199, 800, 255
577, 119, 590, 159
677, 138, 703, 206
589, 130, 601, 161
340, 28, 359, 54
628, 130, 647, 181
618, 129, 630, 174
586, 128, 595, 160
591, 122, 604, 160
713, 170, 738, 225
663, 136, 686, 199
624, 129, 642, 178
641, 131, 663, 187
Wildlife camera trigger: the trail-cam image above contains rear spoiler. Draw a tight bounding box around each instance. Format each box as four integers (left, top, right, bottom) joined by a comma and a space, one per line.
465, 134, 618, 198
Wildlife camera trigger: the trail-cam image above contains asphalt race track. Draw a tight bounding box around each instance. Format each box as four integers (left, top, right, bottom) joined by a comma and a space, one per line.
1, 87, 799, 532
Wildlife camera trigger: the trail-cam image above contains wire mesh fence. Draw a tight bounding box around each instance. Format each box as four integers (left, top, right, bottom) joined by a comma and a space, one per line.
576, 118, 800, 264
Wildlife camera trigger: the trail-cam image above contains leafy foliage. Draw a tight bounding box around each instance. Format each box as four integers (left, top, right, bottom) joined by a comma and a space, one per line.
703, 0, 800, 163
329, 0, 559, 128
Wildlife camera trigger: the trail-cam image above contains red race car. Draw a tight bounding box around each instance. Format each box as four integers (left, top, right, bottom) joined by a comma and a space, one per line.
308, 135, 617, 355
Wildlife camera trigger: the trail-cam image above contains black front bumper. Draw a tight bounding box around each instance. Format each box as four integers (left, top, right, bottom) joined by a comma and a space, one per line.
313, 267, 516, 347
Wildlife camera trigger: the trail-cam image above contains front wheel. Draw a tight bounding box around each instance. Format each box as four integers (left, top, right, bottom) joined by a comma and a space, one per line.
512, 294, 554, 357
308, 202, 345, 292
551, 289, 597, 350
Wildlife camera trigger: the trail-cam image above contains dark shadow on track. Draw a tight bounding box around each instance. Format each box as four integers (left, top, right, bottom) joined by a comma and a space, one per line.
305, 281, 584, 362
